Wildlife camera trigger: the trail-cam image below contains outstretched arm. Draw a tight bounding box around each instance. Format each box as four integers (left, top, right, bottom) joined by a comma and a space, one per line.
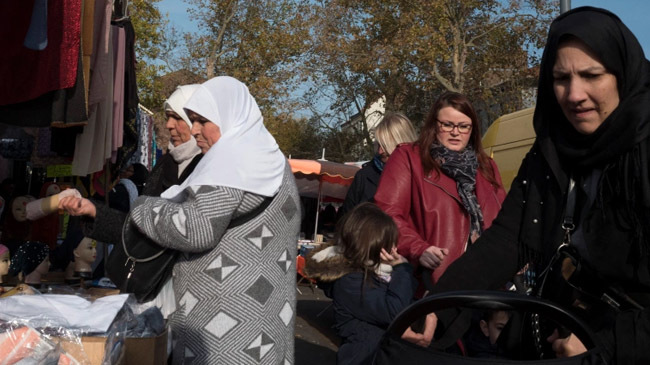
129, 185, 260, 253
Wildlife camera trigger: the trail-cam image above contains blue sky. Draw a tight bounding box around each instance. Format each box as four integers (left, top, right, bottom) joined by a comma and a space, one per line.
159, 0, 649, 55
572, 0, 650, 54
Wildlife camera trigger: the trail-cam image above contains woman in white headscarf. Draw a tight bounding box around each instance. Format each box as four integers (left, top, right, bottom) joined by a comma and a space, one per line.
58, 84, 203, 317
128, 76, 301, 364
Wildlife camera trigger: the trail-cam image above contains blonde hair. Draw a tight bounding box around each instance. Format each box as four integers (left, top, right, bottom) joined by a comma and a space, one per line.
375, 112, 417, 155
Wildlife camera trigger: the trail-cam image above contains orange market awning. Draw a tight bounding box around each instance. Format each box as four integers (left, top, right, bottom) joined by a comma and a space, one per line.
288, 159, 360, 201
289, 158, 360, 240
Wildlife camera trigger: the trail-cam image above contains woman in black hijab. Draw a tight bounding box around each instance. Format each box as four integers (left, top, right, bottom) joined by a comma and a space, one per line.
422, 7, 650, 363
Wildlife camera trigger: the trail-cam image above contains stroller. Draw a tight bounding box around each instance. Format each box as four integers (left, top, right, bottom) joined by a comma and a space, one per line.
374, 290, 606, 364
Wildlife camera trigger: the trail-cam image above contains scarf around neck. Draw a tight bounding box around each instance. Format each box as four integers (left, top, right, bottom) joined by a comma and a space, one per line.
168, 137, 201, 178
160, 76, 285, 200
430, 143, 483, 240
372, 154, 385, 172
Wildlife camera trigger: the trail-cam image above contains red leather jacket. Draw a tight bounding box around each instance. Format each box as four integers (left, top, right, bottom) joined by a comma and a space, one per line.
375, 143, 506, 285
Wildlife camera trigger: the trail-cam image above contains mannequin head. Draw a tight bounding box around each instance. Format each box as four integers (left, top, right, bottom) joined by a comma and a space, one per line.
11, 195, 35, 223
0, 244, 9, 283
41, 182, 61, 198
2, 196, 35, 242
73, 237, 97, 273
9, 242, 49, 285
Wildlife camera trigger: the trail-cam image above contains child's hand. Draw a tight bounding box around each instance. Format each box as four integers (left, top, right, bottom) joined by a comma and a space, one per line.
401, 313, 437, 347
380, 247, 407, 266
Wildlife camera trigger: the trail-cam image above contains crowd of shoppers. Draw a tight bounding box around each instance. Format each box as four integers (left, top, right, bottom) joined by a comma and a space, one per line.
57, 6, 650, 364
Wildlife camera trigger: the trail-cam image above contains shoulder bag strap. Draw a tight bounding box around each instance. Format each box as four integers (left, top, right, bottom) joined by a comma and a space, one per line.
122, 194, 275, 263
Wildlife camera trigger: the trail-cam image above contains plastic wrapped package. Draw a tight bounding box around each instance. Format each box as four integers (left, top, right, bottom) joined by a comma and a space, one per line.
0, 322, 83, 365
0, 293, 132, 364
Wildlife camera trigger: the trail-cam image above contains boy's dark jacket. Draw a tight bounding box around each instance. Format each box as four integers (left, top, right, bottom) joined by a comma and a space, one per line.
304, 244, 417, 365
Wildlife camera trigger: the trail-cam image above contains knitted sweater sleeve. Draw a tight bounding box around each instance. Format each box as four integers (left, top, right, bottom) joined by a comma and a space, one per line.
81, 202, 128, 245
129, 185, 263, 253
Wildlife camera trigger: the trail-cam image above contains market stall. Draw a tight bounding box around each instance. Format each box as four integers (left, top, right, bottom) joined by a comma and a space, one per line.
0, 0, 165, 363
289, 158, 360, 241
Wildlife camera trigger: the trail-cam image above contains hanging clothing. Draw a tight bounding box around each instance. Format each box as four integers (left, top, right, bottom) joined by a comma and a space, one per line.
51, 45, 88, 126
112, 19, 140, 173
128, 109, 153, 168
81, 0, 96, 109
0, 0, 81, 106
71, 0, 113, 176
0, 93, 54, 128
111, 25, 126, 163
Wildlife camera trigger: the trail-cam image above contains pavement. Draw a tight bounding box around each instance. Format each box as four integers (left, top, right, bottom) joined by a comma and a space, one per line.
295, 282, 339, 364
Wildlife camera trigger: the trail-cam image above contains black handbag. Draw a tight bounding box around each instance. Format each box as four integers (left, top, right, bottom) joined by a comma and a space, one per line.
374, 291, 606, 364
105, 213, 178, 303
106, 196, 273, 303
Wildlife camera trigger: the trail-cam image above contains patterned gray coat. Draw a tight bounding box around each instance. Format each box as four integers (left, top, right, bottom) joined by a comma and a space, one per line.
130, 163, 300, 364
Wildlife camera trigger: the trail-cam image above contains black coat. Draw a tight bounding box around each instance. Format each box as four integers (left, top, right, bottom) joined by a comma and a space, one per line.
83, 153, 202, 244
434, 8, 650, 363
304, 245, 417, 365
433, 143, 650, 362
326, 266, 416, 365
338, 161, 382, 219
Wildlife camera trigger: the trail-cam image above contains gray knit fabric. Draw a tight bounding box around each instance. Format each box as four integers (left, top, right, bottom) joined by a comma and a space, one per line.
129, 164, 300, 364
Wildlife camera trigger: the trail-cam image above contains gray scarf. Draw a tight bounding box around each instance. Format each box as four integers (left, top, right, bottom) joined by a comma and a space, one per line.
430, 143, 483, 240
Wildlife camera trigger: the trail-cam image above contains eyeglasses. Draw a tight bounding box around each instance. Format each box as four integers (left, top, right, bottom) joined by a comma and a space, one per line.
437, 120, 472, 134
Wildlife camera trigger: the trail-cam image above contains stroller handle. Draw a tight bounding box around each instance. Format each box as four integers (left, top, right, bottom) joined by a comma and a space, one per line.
386, 290, 601, 350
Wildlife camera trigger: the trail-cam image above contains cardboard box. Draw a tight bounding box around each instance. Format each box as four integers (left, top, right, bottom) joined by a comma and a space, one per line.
124, 331, 168, 365
57, 330, 167, 365
56, 336, 115, 365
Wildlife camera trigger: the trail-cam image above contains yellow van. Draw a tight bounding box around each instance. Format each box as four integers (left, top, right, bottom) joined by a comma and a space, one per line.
482, 108, 536, 191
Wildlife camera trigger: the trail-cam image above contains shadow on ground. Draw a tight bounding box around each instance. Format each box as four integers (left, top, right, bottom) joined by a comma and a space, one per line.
295, 338, 337, 364
295, 284, 339, 364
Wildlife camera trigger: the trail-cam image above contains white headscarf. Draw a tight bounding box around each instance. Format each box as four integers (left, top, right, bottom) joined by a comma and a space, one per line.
164, 84, 199, 129
163, 85, 202, 173
160, 76, 285, 200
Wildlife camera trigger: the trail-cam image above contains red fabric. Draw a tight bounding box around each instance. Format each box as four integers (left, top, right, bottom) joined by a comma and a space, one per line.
374, 144, 507, 287
296, 255, 316, 284
0, 0, 82, 105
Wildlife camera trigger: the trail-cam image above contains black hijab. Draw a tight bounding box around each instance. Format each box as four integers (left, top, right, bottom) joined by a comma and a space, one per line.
535, 7, 650, 192
534, 7, 650, 255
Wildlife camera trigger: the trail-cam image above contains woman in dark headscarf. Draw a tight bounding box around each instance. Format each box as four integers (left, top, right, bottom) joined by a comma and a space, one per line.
421, 7, 650, 363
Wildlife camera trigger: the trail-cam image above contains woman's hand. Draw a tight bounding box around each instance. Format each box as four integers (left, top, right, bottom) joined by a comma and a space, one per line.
380, 247, 407, 266
58, 196, 97, 218
547, 329, 587, 358
401, 313, 438, 347
419, 246, 449, 269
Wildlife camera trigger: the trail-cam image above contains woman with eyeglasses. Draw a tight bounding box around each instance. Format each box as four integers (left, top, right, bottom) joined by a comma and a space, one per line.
423, 8, 650, 361
375, 92, 506, 296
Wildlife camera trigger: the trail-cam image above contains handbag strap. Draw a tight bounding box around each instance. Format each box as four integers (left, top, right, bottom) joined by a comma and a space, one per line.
537, 176, 577, 284
121, 195, 275, 263
227, 196, 274, 229
121, 211, 169, 263
561, 176, 577, 235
